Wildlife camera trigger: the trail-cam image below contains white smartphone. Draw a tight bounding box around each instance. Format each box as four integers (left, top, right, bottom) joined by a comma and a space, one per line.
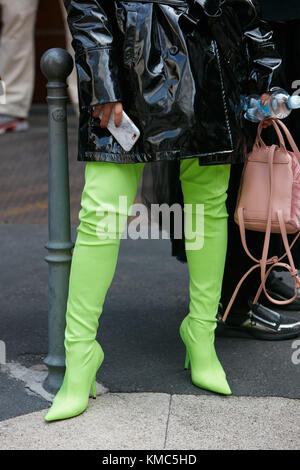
98, 108, 140, 152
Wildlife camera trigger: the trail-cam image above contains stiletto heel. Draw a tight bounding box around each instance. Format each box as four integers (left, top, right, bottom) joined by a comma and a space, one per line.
184, 348, 190, 370
179, 315, 232, 395
91, 376, 96, 399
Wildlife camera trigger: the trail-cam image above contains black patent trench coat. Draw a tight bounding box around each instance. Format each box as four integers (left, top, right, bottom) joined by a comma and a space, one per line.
64, 0, 282, 166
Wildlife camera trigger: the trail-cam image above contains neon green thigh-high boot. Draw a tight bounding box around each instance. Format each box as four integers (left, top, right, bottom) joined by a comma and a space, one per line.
179, 158, 232, 395
45, 161, 145, 422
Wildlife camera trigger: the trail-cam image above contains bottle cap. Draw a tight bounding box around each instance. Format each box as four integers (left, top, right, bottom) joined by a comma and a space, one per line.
288, 95, 300, 109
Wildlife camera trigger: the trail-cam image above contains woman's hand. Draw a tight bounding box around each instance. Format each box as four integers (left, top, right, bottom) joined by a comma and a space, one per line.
92, 102, 123, 128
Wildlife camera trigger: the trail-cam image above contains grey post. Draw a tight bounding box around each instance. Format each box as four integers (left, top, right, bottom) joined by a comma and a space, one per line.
40, 48, 75, 394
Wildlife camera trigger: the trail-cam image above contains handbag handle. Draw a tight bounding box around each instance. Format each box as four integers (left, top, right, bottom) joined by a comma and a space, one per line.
256, 118, 285, 150
273, 118, 300, 159
256, 117, 300, 160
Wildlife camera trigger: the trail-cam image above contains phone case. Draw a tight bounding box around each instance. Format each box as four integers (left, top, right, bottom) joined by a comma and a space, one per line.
99, 108, 140, 152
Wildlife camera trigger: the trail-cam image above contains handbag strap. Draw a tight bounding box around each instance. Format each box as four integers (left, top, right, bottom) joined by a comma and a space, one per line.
221, 139, 300, 323
252, 210, 300, 306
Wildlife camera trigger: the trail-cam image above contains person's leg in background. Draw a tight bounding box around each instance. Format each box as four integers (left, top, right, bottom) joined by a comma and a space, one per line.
0, 0, 39, 133
179, 158, 232, 395
59, 0, 79, 117
45, 160, 146, 421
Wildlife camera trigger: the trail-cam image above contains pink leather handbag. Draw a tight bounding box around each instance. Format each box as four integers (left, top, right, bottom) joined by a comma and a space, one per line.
222, 117, 300, 323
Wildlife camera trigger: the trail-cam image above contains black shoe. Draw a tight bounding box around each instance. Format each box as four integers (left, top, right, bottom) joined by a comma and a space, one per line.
264, 269, 300, 310
217, 300, 300, 340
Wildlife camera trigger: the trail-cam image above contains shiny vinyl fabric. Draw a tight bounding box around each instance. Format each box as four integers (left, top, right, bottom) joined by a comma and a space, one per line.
64, 0, 282, 165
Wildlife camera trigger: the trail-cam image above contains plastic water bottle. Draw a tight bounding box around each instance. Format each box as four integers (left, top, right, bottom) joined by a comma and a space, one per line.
242, 88, 300, 122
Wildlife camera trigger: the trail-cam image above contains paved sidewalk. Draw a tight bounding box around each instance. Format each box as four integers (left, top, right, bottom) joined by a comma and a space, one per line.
0, 392, 299, 450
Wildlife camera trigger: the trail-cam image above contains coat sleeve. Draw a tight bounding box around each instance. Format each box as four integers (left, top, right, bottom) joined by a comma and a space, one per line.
230, 0, 282, 94
63, 0, 123, 107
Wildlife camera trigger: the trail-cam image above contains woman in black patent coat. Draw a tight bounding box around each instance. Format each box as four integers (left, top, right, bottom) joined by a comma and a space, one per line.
45, 0, 282, 421
65, 0, 280, 165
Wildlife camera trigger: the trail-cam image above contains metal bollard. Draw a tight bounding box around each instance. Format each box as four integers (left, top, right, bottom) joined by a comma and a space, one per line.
40, 48, 74, 394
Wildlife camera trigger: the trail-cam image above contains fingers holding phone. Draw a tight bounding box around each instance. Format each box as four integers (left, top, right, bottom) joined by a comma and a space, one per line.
92, 101, 140, 152
92, 102, 123, 127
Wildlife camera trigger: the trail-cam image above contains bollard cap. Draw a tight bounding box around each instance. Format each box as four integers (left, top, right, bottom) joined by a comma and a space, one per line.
40, 48, 73, 82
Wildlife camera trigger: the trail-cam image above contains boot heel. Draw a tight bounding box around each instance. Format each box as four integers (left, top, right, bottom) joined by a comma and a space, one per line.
91, 376, 96, 399
184, 348, 190, 370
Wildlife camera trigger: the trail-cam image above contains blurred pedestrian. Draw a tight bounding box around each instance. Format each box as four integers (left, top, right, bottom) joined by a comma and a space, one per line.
0, 0, 78, 135
0, 0, 39, 134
